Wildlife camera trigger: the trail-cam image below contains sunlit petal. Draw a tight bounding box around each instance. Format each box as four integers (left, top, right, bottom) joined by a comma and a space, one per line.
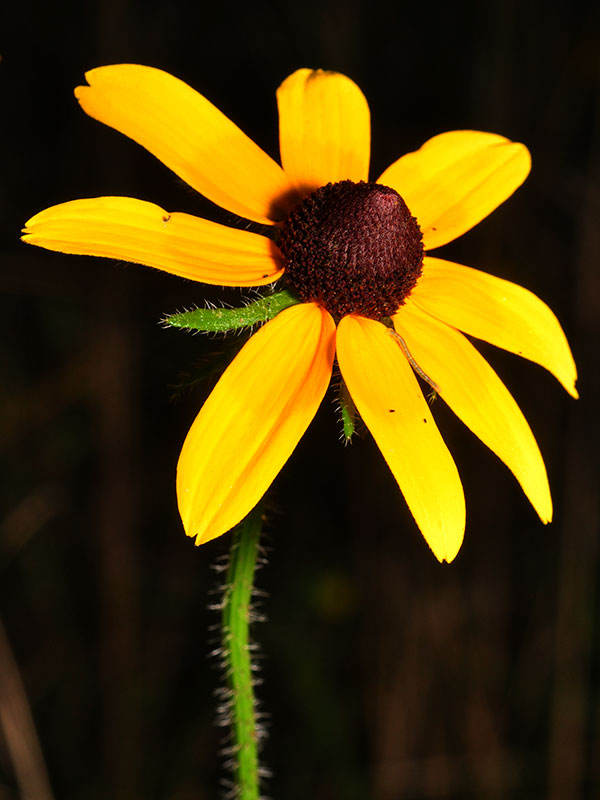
177, 303, 335, 544
22, 197, 284, 286
377, 131, 531, 249
277, 69, 370, 196
411, 257, 578, 397
394, 302, 552, 522
336, 315, 465, 562
76, 64, 295, 224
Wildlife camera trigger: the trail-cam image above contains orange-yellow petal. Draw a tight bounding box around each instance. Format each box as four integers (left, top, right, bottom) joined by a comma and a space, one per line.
75, 64, 295, 224
277, 68, 370, 195
177, 303, 335, 544
336, 315, 465, 563
411, 257, 578, 397
21, 197, 284, 286
377, 131, 531, 249
393, 301, 552, 523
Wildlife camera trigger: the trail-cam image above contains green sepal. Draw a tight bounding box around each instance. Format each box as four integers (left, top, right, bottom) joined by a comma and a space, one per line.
164, 288, 300, 333
338, 379, 358, 444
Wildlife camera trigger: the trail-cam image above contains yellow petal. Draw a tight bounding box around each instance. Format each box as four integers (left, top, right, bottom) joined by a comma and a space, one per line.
336, 315, 465, 562
75, 64, 295, 224
177, 303, 335, 544
411, 257, 578, 397
22, 197, 284, 286
394, 302, 553, 523
377, 131, 531, 249
277, 68, 370, 195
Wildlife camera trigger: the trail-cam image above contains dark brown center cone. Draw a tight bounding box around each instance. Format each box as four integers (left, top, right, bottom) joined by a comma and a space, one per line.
279, 180, 424, 319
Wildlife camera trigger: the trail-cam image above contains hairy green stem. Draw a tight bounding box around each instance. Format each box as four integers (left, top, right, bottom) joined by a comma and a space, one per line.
221, 507, 263, 799
165, 289, 299, 333
338, 379, 358, 443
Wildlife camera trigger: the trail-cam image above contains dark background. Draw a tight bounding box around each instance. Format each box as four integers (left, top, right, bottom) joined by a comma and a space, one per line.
1, 1, 599, 798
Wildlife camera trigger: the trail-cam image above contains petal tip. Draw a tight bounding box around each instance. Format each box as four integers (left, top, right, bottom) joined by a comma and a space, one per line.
436, 539, 463, 564
22, 208, 43, 229
428, 543, 462, 564
533, 492, 553, 525
423, 519, 465, 564
181, 515, 208, 546
74, 72, 94, 100
513, 139, 532, 167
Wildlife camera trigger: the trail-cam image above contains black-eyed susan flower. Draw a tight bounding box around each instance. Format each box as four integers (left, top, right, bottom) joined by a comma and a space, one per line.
22, 66, 578, 562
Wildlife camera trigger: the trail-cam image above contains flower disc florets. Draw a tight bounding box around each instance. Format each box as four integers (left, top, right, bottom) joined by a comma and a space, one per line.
279, 180, 424, 319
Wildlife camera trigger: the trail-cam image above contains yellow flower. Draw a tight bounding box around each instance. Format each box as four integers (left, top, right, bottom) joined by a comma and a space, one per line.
22, 66, 578, 562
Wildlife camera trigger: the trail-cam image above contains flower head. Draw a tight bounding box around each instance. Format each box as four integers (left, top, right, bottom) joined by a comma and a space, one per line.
22, 66, 578, 562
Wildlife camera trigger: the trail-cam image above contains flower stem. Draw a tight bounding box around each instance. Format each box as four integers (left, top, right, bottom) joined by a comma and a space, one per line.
221, 507, 264, 799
